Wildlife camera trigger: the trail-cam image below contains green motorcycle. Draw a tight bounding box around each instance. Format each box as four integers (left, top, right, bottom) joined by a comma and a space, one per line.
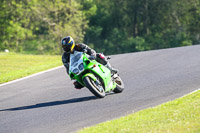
69, 51, 124, 98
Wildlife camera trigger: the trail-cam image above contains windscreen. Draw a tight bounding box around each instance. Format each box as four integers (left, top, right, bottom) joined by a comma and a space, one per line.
71, 52, 82, 67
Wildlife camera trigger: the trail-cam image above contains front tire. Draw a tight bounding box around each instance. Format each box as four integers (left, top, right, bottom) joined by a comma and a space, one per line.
83, 76, 105, 98
113, 76, 124, 93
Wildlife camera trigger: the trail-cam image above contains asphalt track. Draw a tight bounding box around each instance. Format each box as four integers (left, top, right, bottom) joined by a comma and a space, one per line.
0, 45, 200, 133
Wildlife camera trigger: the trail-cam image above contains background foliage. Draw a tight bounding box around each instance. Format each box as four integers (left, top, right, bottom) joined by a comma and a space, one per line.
0, 0, 199, 55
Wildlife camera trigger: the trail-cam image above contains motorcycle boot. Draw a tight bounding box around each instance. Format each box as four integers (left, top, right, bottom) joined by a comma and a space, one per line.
105, 62, 118, 74
96, 53, 118, 74
73, 81, 84, 89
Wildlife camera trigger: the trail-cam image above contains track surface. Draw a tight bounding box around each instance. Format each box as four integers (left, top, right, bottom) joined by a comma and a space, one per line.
0, 45, 200, 133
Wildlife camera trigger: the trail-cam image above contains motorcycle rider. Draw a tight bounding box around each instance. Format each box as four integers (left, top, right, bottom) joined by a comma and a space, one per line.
61, 36, 118, 89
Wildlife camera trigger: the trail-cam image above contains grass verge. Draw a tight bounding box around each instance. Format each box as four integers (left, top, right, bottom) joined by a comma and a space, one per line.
0, 52, 62, 84
79, 90, 200, 133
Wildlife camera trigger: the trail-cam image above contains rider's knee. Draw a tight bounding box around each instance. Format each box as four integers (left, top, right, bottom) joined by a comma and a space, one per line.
96, 53, 107, 65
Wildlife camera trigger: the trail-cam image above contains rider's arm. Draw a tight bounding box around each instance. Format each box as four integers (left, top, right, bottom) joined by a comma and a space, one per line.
62, 52, 70, 74
76, 43, 96, 57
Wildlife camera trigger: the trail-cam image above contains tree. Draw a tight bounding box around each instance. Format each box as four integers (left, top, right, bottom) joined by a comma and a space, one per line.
0, 0, 88, 54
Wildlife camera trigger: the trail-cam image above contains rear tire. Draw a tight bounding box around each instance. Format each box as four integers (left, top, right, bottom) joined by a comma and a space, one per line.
113, 76, 124, 93
83, 76, 105, 98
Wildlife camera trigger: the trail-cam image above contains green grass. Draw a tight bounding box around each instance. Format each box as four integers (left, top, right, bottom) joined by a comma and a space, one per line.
79, 90, 200, 133
0, 52, 62, 84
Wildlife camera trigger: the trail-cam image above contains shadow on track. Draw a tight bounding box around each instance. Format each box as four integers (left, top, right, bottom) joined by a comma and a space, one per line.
0, 96, 97, 112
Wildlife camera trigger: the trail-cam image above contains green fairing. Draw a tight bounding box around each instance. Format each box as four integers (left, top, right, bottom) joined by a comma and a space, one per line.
83, 61, 116, 92
69, 52, 117, 93
82, 73, 96, 82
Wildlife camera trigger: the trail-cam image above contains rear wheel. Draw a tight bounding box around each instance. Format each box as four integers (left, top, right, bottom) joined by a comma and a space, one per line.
83, 76, 105, 98
113, 75, 124, 93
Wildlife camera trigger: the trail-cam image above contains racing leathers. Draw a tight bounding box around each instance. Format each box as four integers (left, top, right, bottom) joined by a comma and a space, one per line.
62, 43, 118, 89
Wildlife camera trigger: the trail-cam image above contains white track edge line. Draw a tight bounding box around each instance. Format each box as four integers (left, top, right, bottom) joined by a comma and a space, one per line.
180, 88, 200, 98
0, 65, 64, 87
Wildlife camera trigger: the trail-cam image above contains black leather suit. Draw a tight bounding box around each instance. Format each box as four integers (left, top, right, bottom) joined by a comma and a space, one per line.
62, 43, 107, 74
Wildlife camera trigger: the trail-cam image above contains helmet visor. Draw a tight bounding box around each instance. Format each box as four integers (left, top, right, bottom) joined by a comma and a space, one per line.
62, 40, 74, 52
62, 40, 73, 45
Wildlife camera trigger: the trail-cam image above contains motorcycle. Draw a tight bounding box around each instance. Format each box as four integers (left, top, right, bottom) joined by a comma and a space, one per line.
69, 51, 124, 98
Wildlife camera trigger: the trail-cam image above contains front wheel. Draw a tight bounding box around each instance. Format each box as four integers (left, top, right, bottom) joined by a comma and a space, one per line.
113, 76, 124, 93
83, 76, 105, 98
